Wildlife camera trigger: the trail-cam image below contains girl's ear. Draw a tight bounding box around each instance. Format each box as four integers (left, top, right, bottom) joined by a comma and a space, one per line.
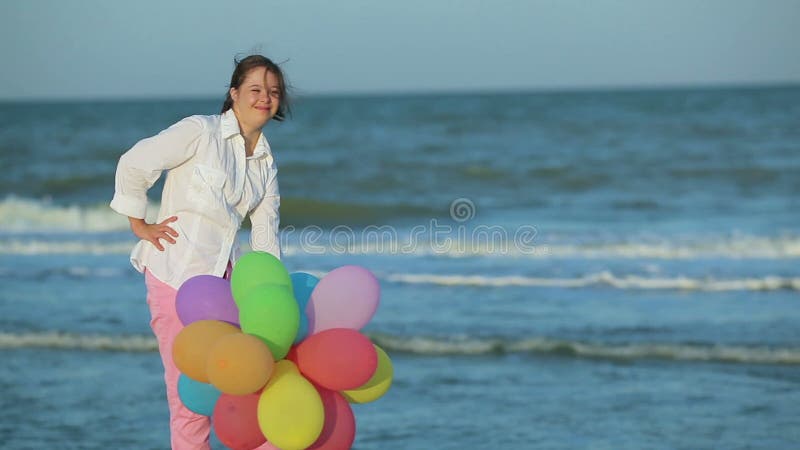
229, 87, 238, 103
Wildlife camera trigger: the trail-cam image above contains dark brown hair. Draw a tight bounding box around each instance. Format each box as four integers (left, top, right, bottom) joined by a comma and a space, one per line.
221, 54, 291, 121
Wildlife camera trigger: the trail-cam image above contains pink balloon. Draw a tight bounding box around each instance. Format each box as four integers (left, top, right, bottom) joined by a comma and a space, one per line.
308, 387, 356, 450
306, 265, 380, 334
295, 328, 378, 391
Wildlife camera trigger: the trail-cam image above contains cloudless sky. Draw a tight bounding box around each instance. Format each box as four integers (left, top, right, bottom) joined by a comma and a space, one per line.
1, 0, 798, 100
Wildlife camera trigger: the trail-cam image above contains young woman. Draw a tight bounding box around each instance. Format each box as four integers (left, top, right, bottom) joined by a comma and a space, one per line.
110, 54, 289, 449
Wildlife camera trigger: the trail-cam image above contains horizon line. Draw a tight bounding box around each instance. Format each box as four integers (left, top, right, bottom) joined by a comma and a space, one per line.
1, 79, 798, 103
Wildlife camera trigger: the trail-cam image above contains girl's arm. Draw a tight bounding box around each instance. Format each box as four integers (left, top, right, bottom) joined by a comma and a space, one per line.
110, 116, 204, 249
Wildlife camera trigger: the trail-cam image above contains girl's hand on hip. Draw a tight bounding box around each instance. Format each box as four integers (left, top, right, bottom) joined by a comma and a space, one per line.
129, 216, 179, 251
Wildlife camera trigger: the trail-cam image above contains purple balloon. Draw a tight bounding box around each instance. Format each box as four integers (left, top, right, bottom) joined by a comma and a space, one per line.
176, 275, 240, 326
306, 265, 380, 335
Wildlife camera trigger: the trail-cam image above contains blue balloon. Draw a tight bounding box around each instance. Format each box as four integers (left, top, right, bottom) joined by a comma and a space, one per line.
290, 272, 319, 307
295, 313, 309, 344
290, 272, 319, 344
177, 374, 221, 416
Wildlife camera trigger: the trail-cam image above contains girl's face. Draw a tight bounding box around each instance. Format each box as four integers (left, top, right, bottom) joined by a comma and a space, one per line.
230, 66, 281, 131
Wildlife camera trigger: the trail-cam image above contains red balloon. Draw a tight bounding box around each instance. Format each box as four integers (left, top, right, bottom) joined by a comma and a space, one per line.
212, 393, 267, 450
296, 328, 378, 391
285, 344, 300, 364
308, 387, 356, 450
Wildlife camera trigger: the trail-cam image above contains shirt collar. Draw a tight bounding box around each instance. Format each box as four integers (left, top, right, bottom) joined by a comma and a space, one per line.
251, 133, 273, 163
221, 109, 274, 163
221, 109, 240, 139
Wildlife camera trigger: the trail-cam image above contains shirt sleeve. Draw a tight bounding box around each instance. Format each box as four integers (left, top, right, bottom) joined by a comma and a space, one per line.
110, 116, 204, 219
249, 165, 281, 259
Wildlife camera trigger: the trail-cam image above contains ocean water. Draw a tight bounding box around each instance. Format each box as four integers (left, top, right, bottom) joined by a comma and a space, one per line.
1, 85, 799, 449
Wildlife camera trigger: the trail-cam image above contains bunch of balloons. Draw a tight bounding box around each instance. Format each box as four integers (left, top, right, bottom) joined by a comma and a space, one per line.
172, 252, 393, 450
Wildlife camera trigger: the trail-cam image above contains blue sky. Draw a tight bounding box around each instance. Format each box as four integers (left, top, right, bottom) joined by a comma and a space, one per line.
2, 0, 798, 100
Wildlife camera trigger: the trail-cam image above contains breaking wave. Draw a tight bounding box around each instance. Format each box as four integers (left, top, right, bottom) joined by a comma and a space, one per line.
2, 331, 798, 365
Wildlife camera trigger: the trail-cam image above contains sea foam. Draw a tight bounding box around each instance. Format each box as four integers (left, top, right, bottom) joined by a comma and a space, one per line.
2, 331, 798, 365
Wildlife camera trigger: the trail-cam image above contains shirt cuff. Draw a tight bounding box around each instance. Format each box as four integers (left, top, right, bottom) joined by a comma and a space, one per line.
110, 193, 147, 219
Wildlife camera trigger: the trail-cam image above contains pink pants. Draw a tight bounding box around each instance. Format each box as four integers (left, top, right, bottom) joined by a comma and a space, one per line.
145, 269, 212, 450
146, 268, 275, 450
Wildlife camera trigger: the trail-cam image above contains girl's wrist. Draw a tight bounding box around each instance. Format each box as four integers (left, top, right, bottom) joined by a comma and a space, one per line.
128, 217, 147, 234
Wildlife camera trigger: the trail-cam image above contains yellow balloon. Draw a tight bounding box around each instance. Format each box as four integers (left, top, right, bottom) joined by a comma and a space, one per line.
342, 344, 393, 403
172, 320, 240, 383
206, 333, 275, 395
257, 360, 324, 450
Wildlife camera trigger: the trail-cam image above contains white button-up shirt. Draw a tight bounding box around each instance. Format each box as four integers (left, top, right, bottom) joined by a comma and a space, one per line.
110, 109, 280, 289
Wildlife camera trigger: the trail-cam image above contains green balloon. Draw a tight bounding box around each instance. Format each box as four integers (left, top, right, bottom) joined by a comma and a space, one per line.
231, 252, 291, 304
239, 283, 300, 360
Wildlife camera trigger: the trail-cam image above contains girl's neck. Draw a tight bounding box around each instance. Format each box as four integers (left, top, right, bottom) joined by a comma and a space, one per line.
236, 119, 261, 156
241, 130, 260, 156
231, 107, 263, 156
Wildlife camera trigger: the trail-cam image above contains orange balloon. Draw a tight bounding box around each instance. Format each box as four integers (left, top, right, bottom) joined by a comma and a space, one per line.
207, 333, 275, 395
172, 320, 240, 382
